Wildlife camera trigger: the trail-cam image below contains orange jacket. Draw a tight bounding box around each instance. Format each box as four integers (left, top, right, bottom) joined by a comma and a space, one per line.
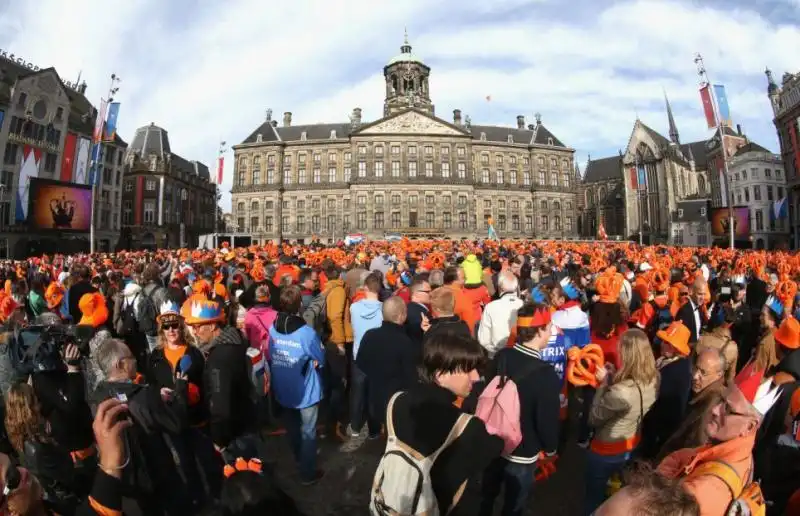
274, 264, 300, 286
324, 279, 352, 346
459, 284, 491, 337
657, 433, 755, 516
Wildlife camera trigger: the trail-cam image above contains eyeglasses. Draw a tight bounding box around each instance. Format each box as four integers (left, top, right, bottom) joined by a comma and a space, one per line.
161, 323, 181, 331
720, 399, 751, 418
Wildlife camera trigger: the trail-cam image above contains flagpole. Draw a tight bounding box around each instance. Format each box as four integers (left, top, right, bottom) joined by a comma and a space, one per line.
214, 141, 226, 249
90, 73, 120, 255
695, 54, 734, 250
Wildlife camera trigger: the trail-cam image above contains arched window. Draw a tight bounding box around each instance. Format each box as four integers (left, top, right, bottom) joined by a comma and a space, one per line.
237, 202, 245, 214
551, 172, 558, 186
698, 175, 706, 195
585, 190, 592, 207
553, 201, 561, 212
251, 201, 259, 212
540, 200, 548, 210
597, 186, 606, 204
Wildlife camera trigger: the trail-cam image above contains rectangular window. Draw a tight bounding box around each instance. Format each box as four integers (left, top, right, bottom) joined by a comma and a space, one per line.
481, 154, 489, 164
375, 146, 384, 156
512, 215, 520, 231
3, 143, 18, 165
344, 167, 351, 182
343, 214, 350, 231
539, 170, 545, 184
374, 212, 384, 229
358, 195, 366, 205
296, 216, 305, 233
358, 146, 367, 155
765, 168, 772, 178
44, 153, 57, 173
409, 195, 418, 205
283, 155, 291, 166
313, 153, 321, 163
742, 169, 748, 180
426, 195, 434, 205
357, 212, 366, 229
425, 162, 433, 177
425, 212, 434, 228
541, 215, 548, 231
344, 152, 352, 161
392, 161, 400, 177
267, 169, 274, 184
313, 168, 321, 183
312, 199, 320, 209
744, 188, 750, 203
296, 200, 304, 210
457, 147, 465, 157
408, 162, 417, 177
391, 146, 400, 155
358, 161, 367, 177
457, 163, 466, 179
442, 163, 450, 178
282, 216, 289, 233
391, 212, 400, 228
496, 170, 504, 183
311, 215, 320, 232
459, 212, 467, 229
375, 162, 384, 177
143, 200, 155, 223
443, 212, 451, 228
767, 186, 774, 201
778, 187, 784, 199
523, 171, 531, 186
145, 180, 156, 191
327, 198, 336, 209
267, 155, 275, 166
328, 152, 336, 163
566, 217, 572, 231
424, 146, 433, 155
408, 146, 417, 156
328, 167, 336, 182
525, 215, 532, 231
253, 169, 261, 184
754, 186, 761, 201
251, 216, 259, 231
496, 155, 503, 166
392, 194, 401, 204
510, 171, 517, 184
298, 168, 306, 183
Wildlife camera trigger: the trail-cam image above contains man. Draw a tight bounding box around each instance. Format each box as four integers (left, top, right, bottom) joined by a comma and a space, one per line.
657, 367, 781, 515
728, 281, 753, 367
479, 303, 560, 516
67, 265, 97, 324
348, 274, 384, 438
141, 264, 169, 350
92, 338, 200, 514
594, 465, 699, 516
268, 286, 325, 485
659, 348, 728, 457
424, 287, 471, 342
477, 272, 524, 359
181, 298, 258, 457
298, 268, 319, 311
677, 278, 706, 344
358, 297, 418, 424
404, 277, 431, 351
321, 259, 352, 440
369, 332, 503, 515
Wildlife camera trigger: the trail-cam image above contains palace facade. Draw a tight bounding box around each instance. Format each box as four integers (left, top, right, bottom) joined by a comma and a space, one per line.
232, 35, 578, 242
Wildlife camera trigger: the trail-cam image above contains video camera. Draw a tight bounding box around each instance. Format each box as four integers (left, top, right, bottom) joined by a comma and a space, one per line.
40, 324, 95, 357
12, 323, 96, 374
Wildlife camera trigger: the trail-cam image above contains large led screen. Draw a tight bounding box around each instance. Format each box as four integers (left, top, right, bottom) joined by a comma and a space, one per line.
28, 178, 92, 232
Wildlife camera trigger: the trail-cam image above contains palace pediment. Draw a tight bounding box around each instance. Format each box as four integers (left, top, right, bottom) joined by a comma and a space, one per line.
354, 109, 469, 136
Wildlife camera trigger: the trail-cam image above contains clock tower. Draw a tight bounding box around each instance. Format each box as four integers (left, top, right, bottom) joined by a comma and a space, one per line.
383, 30, 434, 117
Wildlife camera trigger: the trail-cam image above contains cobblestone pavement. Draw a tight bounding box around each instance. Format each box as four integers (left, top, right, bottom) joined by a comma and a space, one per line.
263, 426, 588, 516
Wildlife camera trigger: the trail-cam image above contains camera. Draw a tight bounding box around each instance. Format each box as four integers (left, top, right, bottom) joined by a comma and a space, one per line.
14, 324, 95, 374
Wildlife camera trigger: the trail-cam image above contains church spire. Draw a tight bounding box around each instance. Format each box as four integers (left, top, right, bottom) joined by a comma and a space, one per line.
401, 27, 412, 54
664, 91, 680, 145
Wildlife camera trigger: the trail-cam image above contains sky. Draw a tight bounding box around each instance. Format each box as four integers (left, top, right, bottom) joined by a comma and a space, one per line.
2, 0, 799, 211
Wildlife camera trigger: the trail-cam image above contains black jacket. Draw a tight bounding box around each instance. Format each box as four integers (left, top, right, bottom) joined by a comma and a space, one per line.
486, 345, 560, 463
237, 280, 267, 310
68, 281, 97, 324
32, 369, 94, 453
203, 326, 257, 447
390, 383, 503, 513
404, 301, 429, 349
147, 345, 208, 427
425, 315, 472, 343
357, 321, 418, 420
677, 300, 701, 344
640, 357, 693, 459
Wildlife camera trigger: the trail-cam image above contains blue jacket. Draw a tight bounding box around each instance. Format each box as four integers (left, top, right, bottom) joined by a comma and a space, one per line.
350, 298, 383, 358
268, 313, 325, 409
544, 302, 590, 382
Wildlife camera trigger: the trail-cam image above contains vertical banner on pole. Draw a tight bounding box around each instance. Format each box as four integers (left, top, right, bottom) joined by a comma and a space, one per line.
217, 156, 224, 185
60, 132, 77, 182
713, 85, 732, 127
89, 144, 102, 186
158, 176, 165, 226
0, 110, 5, 131
637, 164, 647, 190
699, 85, 716, 129
629, 167, 638, 190
718, 160, 728, 208
103, 102, 120, 141
16, 146, 41, 222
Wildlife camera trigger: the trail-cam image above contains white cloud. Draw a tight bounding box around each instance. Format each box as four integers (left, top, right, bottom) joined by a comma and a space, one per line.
1, 0, 796, 210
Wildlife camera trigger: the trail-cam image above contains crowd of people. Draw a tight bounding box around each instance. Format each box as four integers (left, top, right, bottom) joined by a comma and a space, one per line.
0, 239, 795, 515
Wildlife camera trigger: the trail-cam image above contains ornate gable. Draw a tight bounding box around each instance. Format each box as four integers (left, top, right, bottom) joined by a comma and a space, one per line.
354, 109, 468, 136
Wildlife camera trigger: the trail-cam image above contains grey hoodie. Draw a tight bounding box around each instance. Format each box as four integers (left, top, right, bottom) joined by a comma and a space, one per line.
350, 299, 383, 358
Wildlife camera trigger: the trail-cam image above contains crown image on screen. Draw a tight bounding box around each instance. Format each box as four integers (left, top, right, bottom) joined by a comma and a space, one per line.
49, 194, 76, 229
720, 215, 738, 234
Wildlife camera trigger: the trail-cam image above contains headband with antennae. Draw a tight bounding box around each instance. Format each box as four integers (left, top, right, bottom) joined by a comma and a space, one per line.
223, 458, 263, 478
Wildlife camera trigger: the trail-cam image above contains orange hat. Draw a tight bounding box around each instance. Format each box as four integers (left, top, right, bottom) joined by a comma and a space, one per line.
192, 279, 212, 296
656, 321, 691, 357
775, 317, 800, 350
78, 292, 109, 328
44, 282, 65, 309
651, 268, 670, 293
595, 269, 623, 304
180, 298, 224, 325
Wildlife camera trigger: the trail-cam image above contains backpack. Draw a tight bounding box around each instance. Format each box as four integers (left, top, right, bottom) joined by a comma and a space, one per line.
302, 292, 329, 340
370, 392, 472, 516
138, 288, 158, 336
646, 300, 673, 342
686, 461, 766, 516
475, 355, 541, 455
117, 294, 140, 337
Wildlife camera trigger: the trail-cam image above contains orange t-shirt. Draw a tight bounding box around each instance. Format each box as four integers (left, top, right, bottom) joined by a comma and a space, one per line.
164, 345, 187, 371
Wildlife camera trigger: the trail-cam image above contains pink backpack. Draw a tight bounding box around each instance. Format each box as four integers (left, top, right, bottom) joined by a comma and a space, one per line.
475, 359, 540, 455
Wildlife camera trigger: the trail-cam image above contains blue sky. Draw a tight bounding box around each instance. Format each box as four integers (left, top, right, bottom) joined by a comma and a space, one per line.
1, 0, 799, 210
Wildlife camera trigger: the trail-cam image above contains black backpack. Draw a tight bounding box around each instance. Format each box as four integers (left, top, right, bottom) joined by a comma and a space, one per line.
119, 291, 157, 337
118, 293, 140, 337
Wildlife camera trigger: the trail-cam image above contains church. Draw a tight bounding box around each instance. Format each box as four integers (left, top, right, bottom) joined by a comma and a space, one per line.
577, 96, 747, 245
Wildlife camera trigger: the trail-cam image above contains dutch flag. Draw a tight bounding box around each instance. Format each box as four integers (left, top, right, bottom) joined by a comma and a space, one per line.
772, 197, 788, 221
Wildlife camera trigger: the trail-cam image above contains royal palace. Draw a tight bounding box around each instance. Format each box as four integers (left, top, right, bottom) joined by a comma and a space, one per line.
231, 35, 579, 242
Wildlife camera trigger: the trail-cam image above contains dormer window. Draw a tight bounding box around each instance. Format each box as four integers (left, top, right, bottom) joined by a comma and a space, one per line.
480, 132, 487, 141
507, 135, 514, 143
700, 207, 707, 217
548, 138, 554, 145
256, 134, 263, 143
330, 130, 337, 139
55, 107, 63, 121
678, 209, 684, 218
300, 131, 307, 141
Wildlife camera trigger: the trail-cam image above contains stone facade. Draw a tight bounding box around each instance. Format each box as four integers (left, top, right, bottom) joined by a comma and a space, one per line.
231, 36, 577, 242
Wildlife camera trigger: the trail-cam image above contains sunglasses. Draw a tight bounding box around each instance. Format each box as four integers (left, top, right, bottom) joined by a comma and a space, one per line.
161, 323, 181, 331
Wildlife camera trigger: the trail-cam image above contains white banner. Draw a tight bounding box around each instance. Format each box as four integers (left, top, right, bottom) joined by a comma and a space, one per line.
158, 176, 165, 226
74, 138, 90, 185
719, 167, 728, 208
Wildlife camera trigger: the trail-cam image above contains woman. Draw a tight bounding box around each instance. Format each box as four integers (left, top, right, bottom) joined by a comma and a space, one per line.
80, 292, 113, 391
147, 301, 207, 427
583, 328, 658, 515
752, 298, 782, 375
4, 383, 82, 514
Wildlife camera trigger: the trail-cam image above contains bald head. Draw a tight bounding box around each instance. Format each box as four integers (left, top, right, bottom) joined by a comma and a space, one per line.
383, 296, 407, 325
692, 348, 725, 394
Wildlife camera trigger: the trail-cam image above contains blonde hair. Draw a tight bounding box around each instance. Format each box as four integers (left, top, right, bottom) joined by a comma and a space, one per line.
4, 383, 48, 454
615, 328, 658, 386
157, 319, 193, 349
430, 287, 456, 315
